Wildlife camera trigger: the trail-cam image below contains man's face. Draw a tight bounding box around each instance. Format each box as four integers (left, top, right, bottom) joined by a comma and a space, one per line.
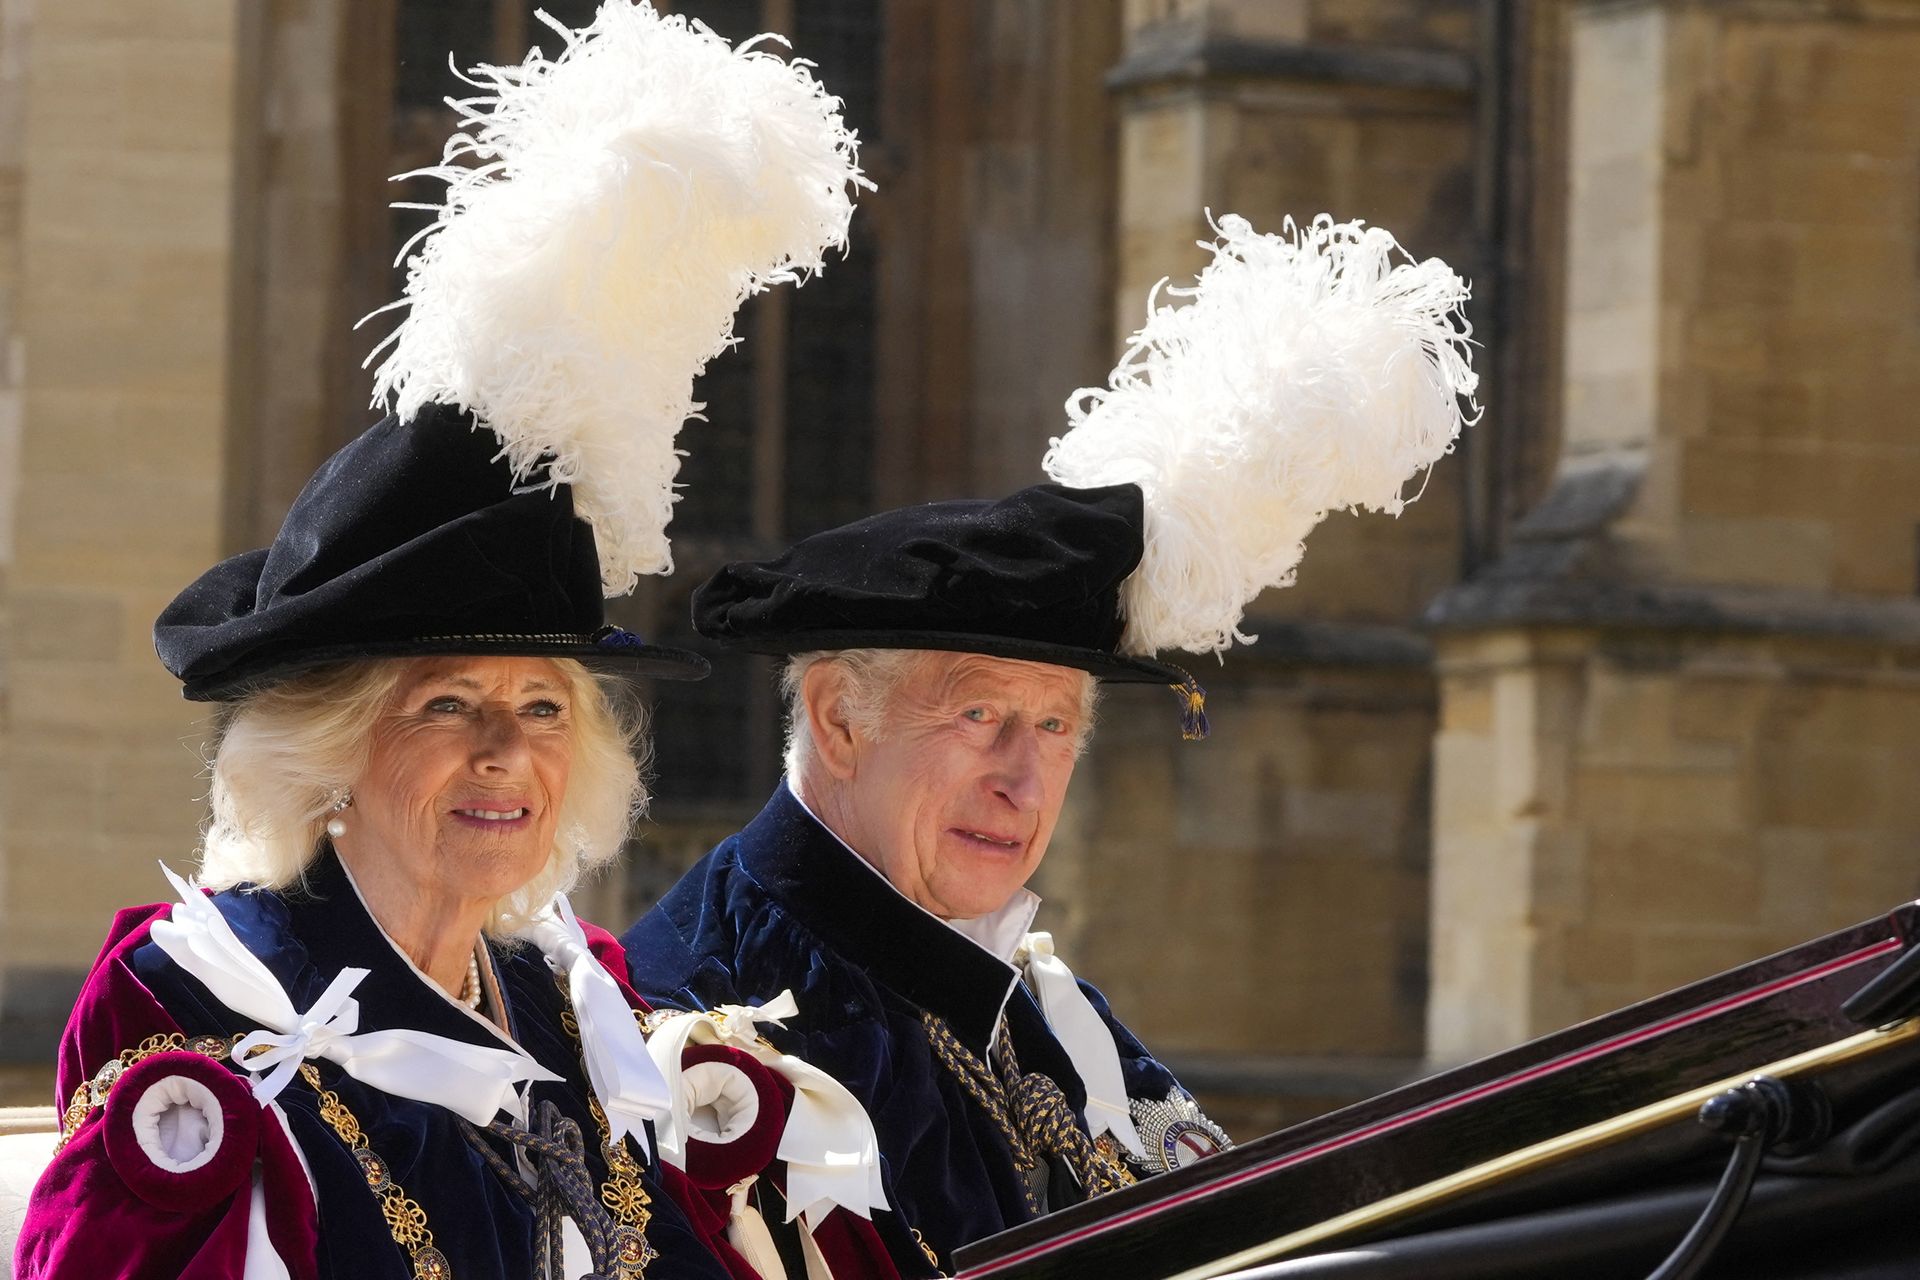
831, 651, 1092, 920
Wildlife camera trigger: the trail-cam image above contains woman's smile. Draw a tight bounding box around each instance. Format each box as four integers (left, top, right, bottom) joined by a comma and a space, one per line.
449, 803, 534, 828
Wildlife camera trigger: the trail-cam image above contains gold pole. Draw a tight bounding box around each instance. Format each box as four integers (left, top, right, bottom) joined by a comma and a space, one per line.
1164, 1018, 1920, 1280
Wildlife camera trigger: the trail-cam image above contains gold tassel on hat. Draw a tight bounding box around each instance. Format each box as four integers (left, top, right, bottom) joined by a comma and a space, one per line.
1169, 671, 1210, 741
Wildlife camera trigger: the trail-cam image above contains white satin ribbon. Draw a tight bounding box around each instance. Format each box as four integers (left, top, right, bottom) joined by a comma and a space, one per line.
1016, 932, 1148, 1162
148, 863, 561, 1124
521, 894, 673, 1157
646, 992, 889, 1230
725, 1178, 788, 1280
243, 1165, 293, 1280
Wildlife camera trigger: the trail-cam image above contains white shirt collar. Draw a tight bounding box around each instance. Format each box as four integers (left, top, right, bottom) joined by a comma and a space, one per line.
944, 891, 1042, 965
783, 776, 1043, 966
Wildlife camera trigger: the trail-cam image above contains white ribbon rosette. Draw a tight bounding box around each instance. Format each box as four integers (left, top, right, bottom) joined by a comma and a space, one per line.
645, 992, 889, 1230
148, 864, 559, 1124
521, 893, 676, 1156
1016, 931, 1149, 1163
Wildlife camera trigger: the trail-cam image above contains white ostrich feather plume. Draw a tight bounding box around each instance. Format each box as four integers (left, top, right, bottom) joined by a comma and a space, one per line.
367, 1, 868, 595
1043, 213, 1478, 657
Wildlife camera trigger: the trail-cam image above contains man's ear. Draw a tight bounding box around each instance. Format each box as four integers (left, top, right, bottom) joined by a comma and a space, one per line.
801, 661, 859, 781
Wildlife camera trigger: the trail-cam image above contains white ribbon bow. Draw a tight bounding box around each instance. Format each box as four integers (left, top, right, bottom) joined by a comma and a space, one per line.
521, 893, 674, 1157
646, 992, 890, 1230
148, 863, 561, 1124
1016, 932, 1148, 1162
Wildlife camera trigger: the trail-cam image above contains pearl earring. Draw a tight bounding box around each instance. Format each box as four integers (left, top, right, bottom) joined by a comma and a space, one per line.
325, 791, 353, 840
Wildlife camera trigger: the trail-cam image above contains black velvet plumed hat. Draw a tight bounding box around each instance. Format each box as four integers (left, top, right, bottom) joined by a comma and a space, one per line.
155, 404, 708, 701
155, 0, 873, 701
691, 483, 1193, 691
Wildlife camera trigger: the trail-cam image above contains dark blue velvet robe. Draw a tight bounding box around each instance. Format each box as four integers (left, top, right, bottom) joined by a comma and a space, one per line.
620, 786, 1190, 1277
116, 850, 732, 1280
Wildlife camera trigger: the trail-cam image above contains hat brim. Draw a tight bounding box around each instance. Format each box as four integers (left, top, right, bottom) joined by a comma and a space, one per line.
180, 634, 710, 702
713, 628, 1192, 686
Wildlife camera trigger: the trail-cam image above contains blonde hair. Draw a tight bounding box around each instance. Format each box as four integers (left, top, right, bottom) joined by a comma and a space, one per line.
199, 658, 648, 934
778, 648, 1100, 780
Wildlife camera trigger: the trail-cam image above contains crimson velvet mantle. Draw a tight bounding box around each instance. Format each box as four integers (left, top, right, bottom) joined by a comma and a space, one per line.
619, 785, 1190, 1278
13, 849, 738, 1280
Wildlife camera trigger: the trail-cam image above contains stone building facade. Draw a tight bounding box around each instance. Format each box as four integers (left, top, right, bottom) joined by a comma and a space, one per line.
1, 0, 1916, 1149
1427, 0, 1920, 1063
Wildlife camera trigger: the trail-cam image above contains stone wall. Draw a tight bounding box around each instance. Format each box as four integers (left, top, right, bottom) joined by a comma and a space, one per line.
0, 0, 387, 1096
0, 0, 31, 1098
1432, 624, 1920, 1060
0, 0, 249, 1079
1660, 6, 1920, 595
0, 0, 26, 577
227, 0, 370, 549
1428, 0, 1920, 1062
1560, 0, 1920, 592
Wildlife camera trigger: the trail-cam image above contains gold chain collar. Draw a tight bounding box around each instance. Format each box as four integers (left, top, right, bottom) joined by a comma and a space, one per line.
60, 989, 661, 1279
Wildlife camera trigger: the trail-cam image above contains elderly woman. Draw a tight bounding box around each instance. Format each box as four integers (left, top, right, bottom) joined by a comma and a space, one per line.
15, 408, 897, 1280
11, 410, 784, 1280
12, 1, 897, 1271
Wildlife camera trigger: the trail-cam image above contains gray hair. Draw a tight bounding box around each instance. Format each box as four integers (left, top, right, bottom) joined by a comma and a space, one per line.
779, 649, 924, 779
778, 648, 1101, 781
198, 658, 648, 935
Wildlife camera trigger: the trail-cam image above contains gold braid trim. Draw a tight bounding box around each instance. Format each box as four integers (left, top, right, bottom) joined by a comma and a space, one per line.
54, 1035, 454, 1277
54, 1033, 240, 1152
921, 1011, 1134, 1219
59, 982, 658, 1278
910, 1226, 949, 1276
557, 991, 658, 1276
921, 1014, 1032, 1168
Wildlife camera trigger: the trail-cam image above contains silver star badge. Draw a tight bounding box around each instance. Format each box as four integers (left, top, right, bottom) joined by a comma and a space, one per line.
1128, 1088, 1232, 1173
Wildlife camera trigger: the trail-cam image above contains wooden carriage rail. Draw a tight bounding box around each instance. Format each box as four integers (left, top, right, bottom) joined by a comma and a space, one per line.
1164, 1018, 1920, 1280
954, 901, 1920, 1280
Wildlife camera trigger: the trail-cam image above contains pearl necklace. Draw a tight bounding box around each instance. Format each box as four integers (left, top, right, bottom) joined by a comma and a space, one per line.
461, 950, 484, 1011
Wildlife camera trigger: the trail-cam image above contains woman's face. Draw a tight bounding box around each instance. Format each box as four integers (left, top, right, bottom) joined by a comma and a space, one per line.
344, 656, 575, 909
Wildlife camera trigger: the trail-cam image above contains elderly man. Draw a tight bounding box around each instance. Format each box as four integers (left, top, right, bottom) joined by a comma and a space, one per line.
622, 483, 1230, 1276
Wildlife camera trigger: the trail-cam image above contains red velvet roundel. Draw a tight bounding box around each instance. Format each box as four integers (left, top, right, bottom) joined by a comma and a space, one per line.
679, 1043, 794, 1191
103, 1050, 261, 1212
